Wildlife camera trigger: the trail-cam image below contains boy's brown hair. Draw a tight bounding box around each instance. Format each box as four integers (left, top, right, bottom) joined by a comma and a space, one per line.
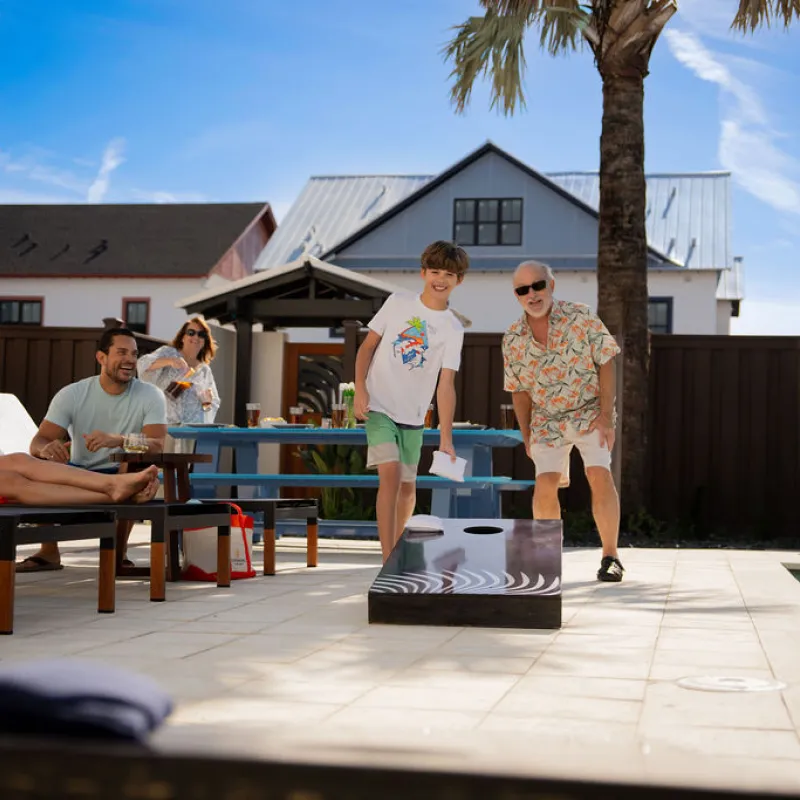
420, 241, 470, 277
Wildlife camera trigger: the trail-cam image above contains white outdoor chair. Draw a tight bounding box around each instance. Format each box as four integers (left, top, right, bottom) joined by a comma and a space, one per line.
0, 394, 38, 456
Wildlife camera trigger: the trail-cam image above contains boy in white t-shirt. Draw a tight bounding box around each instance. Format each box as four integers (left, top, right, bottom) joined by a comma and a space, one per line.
354, 241, 469, 562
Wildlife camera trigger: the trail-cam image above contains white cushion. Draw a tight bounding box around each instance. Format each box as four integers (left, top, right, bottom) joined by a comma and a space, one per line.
0, 393, 38, 456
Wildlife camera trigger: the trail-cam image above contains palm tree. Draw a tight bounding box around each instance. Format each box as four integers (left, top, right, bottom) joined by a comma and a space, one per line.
443, 0, 798, 515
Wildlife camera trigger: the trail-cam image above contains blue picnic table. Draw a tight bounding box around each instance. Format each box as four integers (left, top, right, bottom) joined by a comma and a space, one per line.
168, 426, 530, 518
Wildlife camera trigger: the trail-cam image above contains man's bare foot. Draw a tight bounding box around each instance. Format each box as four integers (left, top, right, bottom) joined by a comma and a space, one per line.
130, 476, 159, 504
108, 466, 160, 503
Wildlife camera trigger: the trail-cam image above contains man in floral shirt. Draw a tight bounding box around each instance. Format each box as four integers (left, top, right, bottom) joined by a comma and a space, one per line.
503, 260, 624, 582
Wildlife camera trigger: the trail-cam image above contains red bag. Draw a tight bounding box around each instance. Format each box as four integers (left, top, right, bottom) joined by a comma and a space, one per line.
182, 504, 256, 581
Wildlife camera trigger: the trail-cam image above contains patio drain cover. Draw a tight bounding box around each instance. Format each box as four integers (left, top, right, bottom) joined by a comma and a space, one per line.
677, 676, 787, 693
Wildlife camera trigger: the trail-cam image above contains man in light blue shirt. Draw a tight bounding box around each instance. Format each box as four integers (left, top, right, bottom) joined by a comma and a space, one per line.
18, 328, 168, 572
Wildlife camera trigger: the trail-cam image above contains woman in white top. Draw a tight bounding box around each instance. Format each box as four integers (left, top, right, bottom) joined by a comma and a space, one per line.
138, 317, 221, 425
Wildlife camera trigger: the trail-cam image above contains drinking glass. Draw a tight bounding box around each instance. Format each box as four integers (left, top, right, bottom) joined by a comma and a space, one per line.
199, 388, 213, 412
246, 403, 261, 428
331, 404, 345, 428
500, 404, 515, 429
123, 433, 148, 454
424, 404, 434, 429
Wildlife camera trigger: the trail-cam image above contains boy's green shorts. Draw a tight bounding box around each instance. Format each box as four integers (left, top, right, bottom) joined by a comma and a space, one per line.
365, 411, 424, 483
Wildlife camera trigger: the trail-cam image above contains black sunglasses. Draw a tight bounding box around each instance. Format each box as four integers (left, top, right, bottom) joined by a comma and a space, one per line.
514, 279, 548, 297
185, 329, 207, 340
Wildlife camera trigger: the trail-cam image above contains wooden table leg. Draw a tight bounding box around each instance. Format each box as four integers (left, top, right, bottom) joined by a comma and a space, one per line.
167, 528, 180, 582
176, 465, 191, 502
150, 514, 166, 602
0, 526, 15, 635
307, 514, 318, 568
98, 535, 116, 614
263, 504, 276, 576
162, 466, 181, 582
217, 523, 231, 588
163, 466, 177, 502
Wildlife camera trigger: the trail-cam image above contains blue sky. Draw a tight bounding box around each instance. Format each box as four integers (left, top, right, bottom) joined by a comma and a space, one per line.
1, 0, 798, 333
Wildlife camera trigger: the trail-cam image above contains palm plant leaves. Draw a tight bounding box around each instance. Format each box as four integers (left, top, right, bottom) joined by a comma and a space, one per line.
732, 0, 800, 31
444, 0, 800, 116
442, 1, 591, 115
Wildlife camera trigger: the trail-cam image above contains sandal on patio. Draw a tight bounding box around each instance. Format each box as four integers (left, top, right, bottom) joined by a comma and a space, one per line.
15, 556, 64, 573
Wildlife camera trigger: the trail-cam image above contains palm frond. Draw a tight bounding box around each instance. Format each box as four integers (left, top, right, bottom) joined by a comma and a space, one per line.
442, 9, 533, 115
731, 0, 800, 31
442, 1, 587, 115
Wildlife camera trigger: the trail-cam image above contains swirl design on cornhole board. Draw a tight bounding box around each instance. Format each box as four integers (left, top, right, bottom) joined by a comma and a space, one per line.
370, 569, 561, 596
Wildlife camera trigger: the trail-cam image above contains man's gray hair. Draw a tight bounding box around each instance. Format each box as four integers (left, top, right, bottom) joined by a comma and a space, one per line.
514, 260, 554, 282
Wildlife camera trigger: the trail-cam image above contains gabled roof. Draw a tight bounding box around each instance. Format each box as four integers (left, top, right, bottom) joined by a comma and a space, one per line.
0, 202, 275, 279
322, 142, 669, 262
178, 255, 404, 327
255, 142, 734, 274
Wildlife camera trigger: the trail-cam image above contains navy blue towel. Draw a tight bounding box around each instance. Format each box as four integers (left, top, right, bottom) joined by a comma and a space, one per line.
0, 659, 173, 741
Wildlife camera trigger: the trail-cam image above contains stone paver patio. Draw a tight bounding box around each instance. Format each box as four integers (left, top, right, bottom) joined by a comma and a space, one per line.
4, 526, 800, 795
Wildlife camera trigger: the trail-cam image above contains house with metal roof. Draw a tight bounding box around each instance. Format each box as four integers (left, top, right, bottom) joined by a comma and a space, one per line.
254, 142, 743, 335
0, 202, 276, 339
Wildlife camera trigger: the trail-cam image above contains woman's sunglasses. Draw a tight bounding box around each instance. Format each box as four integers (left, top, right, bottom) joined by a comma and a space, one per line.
185, 329, 208, 340
514, 279, 548, 297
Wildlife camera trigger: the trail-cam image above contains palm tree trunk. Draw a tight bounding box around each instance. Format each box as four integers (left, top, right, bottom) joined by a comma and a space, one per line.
596, 72, 650, 515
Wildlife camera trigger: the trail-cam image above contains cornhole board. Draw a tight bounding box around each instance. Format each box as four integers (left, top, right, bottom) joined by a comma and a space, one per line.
368, 518, 562, 629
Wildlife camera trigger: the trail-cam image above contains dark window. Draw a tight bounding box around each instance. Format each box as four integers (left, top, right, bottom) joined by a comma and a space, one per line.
0, 299, 42, 325
124, 300, 150, 334
453, 198, 522, 246
648, 297, 673, 334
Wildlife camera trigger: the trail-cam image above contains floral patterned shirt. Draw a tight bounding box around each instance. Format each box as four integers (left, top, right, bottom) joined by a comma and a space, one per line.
502, 300, 620, 447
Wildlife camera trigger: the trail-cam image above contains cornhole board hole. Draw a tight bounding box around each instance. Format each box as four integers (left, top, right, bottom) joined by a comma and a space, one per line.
368, 518, 562, 630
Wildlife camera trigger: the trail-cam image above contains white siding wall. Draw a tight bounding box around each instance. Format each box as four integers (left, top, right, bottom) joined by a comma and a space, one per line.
716, 300, 733, 335
0, 277, 205, 340
251, 331, 286, 473
283, 269, 720, 341
360, 269, 721, 334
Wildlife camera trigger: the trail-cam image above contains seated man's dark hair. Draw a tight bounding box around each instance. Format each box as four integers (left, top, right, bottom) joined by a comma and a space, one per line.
98, 327, 137, 355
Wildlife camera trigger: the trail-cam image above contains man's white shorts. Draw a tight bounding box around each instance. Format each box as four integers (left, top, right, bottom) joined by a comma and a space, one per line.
529, 424, 612, 476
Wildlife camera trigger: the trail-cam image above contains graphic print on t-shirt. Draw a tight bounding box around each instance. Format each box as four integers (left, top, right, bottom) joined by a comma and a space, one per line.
393, 316, 429, 370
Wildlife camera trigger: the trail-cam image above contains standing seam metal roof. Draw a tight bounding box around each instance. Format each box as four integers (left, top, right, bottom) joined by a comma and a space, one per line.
254, 151, 736, 298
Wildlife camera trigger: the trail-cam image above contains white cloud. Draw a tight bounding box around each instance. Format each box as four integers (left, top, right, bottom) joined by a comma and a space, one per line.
2, 139, 204, 206
130, 189, 209, 203
677, 0, 740, 41
1, 148, 87, 194
86, 137, 126, 203
731, 300, 800, 335
0, 188, 81, 204
665, 29, 800, 216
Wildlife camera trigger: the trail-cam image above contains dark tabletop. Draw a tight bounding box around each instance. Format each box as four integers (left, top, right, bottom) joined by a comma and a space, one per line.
110, 453, 213, 465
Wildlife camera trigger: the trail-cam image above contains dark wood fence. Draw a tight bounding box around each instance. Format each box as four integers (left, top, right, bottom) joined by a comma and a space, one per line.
4, 322, 798, 538
648, 335, 800, 537
346, 330, 800, 537
0, 324, 165, 425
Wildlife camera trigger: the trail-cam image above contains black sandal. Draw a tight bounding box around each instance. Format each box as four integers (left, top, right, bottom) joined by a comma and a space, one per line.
15, 556, 64, 573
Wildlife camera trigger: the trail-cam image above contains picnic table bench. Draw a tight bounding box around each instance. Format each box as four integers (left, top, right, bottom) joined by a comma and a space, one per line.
171, 426, 534, 518
190, 473, 534, 518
